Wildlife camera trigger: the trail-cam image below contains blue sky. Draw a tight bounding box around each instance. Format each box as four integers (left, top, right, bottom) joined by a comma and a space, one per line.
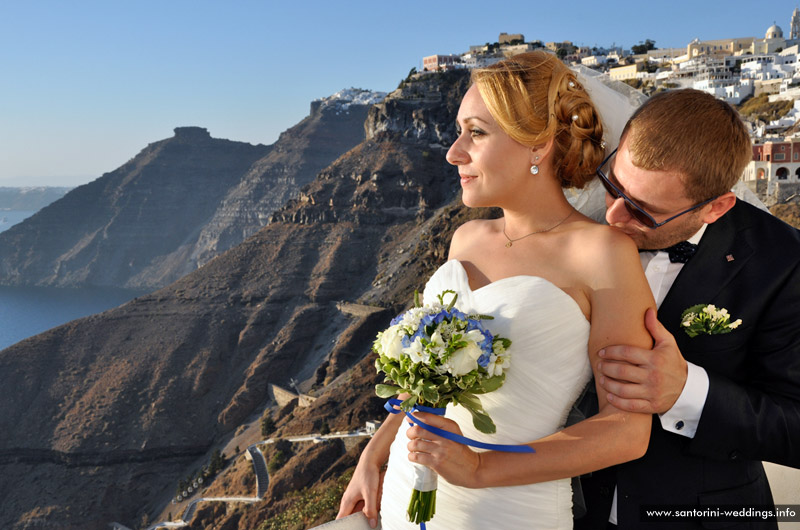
0, 0, 793, 186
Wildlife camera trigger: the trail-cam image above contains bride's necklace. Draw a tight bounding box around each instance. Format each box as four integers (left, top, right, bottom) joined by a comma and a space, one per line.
502, 210, 574, 248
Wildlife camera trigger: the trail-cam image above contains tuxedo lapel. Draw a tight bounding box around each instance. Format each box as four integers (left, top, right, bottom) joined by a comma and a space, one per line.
658, 204, 755, 338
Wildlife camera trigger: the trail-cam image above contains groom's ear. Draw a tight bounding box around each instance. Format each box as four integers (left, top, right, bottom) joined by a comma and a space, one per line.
701, 192, 736, 224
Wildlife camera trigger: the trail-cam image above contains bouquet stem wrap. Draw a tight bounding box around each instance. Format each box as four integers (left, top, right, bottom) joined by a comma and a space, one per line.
409, 456, 438, 525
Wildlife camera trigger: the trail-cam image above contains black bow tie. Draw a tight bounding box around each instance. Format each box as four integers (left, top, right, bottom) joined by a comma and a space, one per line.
657, 241, 698, 263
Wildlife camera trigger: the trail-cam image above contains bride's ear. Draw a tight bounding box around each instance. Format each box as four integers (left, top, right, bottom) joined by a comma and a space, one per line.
530, 138, 555, 165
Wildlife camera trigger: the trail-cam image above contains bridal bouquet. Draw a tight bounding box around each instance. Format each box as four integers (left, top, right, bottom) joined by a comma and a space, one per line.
373, 289, 512, 526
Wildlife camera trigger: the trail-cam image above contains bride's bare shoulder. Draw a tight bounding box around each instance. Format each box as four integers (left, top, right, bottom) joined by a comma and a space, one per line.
456, 217, 497, 231
452, 219, 498, 239
565, 220, 639, 264
450, 219, 498, 256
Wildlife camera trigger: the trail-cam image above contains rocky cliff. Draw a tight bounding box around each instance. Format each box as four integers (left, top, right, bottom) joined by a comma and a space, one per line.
190, 88, 386, 270
0, 89, 379, 290
0, 70, 474, 529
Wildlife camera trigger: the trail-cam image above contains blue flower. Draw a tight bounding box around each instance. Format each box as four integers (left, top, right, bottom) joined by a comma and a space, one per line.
420, 313, 437, 328
421, 309, 456, 329
410, 317, 433, 344
465, 318, 494, 354
480, 331, 494, 354
465, 318, 485, 332
477, 353, 490, 368
449, 309, 467, 321
390, 312, 406, 327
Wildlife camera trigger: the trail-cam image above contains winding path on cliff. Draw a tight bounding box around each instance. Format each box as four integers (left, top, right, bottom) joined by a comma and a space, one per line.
111, 430, 373, 530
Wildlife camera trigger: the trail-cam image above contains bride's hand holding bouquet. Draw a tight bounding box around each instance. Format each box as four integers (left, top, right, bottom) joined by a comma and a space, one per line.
405, 411, 481, 488
373, 289, 512, 526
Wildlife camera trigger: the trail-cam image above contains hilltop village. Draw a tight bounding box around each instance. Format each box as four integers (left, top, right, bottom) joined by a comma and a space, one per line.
423, 9, 800, 206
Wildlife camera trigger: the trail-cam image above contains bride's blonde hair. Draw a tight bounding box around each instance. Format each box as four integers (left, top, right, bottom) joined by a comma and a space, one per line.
472, 51, 605, 189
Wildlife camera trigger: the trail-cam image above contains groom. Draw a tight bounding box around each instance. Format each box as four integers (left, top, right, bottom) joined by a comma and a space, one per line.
576, 89, 800, 529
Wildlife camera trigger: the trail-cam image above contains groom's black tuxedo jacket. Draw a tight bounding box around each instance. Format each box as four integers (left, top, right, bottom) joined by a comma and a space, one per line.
576, 201, 800, 530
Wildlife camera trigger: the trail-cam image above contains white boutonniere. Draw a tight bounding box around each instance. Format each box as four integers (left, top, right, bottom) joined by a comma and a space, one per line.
680, 304, 742, 338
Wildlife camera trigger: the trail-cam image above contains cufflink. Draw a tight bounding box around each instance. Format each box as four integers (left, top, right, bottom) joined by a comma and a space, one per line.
675, 420, 685, 431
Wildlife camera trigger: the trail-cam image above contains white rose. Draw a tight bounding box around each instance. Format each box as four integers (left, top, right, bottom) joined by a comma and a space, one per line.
464, 329, 486, 343
448, 341, 483, 376
378, 325, 405, 360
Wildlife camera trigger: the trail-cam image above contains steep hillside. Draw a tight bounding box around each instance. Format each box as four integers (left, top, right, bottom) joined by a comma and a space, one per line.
190, 88, 386, 270
0, 70, 473, 529
0, 89, 378, 290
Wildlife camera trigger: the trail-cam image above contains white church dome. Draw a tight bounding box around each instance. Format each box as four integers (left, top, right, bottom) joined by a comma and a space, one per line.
766, 24, 784, 39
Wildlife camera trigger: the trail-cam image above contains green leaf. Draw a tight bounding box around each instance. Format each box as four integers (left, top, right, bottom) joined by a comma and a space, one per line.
436, 289, 457, 308
421, 382, 440, 404
462, 373, 477, 388
680, 303, 707, 320
469, 409, 497, 434
445, 292, 458, 311
400, 395, 418, 411
473, 374, 505, 394
376, 384, 402, 398
496, 337, 512, 349
455, 393, 497, 434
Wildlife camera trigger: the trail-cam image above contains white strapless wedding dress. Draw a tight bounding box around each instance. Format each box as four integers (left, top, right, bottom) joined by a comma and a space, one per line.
379, 260, 593, 530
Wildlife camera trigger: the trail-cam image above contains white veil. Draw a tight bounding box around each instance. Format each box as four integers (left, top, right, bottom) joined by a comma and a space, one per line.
564, 66, 646, 222
566, 66, 767, 220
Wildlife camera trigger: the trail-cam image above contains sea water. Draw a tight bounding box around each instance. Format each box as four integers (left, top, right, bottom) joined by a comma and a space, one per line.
0, 211, 143, 351
0, 285, 143, 351
0, 210, 36, 232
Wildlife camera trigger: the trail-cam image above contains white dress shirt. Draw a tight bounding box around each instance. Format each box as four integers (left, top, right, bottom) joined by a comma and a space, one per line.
609, 226, 709, 524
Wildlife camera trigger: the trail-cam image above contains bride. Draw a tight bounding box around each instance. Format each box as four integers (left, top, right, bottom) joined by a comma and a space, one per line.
337, 51, 654, 529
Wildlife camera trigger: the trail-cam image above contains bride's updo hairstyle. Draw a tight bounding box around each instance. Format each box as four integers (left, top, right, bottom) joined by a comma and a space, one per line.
472, 51, 605, 189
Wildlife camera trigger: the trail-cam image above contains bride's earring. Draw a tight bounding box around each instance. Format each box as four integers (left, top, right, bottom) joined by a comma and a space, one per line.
530, 155, 540, 175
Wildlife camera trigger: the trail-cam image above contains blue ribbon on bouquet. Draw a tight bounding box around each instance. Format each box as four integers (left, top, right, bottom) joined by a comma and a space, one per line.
384, 398, 535, 454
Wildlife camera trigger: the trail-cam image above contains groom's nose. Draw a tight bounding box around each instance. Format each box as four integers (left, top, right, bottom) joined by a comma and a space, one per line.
605, 194, 634, 226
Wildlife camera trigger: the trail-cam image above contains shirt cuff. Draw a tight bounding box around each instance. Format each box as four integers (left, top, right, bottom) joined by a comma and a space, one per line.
658, 362, 709, 438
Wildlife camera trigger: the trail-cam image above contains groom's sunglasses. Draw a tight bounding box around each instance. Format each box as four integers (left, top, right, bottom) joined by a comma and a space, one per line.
595, 148, 718, 229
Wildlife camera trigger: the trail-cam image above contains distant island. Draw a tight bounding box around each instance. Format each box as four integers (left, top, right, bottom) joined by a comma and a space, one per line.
0, 186, 71, 212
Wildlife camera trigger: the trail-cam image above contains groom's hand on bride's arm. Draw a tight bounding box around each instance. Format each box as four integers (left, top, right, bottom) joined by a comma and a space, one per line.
596, 308, 688, 415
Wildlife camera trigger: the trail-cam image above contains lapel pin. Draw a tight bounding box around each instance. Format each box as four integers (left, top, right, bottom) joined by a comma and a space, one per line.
726, 254, 735, 262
